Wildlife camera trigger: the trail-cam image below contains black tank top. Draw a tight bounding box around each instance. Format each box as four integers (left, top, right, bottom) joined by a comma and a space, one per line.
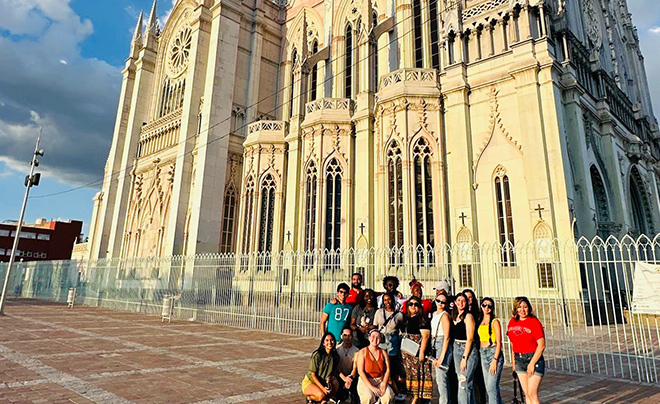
451, 317, 467, 340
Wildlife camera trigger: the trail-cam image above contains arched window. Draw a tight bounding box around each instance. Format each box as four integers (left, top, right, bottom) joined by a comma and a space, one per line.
310, 40, 319, 101
447, 31, 456, 65
630, 168, 650, 236
345, 24, 353, 98
590, 165, 610, 236
413, 0, 423, 68
241, 177, 255, 253
304, 163, 318, 251
387, 142, 404, 251
495, 171, 515, 265
158, 79, 186, 117
534, 222, 555, 288
258, 174, 276, 252
289, 49, 298, 118
220, 185, 238, 252
429, 0, 440, 70
413, 138, 435, 249
325, 159, 343, 250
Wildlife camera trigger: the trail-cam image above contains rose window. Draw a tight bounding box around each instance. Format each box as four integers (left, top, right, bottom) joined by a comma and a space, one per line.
169, 27, 192, 76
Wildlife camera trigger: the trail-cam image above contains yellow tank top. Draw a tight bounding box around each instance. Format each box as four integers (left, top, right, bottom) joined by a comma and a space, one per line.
478, 323, 495, 344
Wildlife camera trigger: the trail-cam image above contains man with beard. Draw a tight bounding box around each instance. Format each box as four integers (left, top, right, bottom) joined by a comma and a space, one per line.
346, 272, 365, 307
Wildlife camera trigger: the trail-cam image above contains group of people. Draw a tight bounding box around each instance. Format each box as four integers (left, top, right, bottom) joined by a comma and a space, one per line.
303, 273, 547, 404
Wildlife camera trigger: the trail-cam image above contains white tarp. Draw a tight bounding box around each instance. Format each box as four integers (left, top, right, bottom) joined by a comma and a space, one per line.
631, 262, 660, 314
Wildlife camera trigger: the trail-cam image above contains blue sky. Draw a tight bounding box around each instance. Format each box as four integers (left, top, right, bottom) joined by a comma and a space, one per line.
0, 0, 659, 238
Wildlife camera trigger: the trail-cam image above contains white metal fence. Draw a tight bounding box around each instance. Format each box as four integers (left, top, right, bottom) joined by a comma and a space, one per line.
1, 235, 659, 385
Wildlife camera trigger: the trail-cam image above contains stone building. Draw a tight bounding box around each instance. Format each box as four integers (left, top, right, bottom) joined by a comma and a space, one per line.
88, 0, 659, 273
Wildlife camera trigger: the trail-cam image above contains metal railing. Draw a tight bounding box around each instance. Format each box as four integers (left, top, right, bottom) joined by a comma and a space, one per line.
1, 234, 659, 385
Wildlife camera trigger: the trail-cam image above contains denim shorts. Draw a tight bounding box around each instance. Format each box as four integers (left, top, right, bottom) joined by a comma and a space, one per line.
514, 353, 545, 377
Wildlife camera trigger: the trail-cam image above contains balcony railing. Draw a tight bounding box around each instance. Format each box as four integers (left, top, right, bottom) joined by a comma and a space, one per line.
305, 98, 355, 115
378, 68, 439, 92
137, 109, 182, 157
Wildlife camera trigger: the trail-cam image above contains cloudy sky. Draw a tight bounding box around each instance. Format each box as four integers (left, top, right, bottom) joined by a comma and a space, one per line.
0, 0, 659, 237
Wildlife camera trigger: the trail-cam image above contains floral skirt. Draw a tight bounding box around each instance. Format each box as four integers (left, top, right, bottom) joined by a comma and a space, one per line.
402, 333, 433, 399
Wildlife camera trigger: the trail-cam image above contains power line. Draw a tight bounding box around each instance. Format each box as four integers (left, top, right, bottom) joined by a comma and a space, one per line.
30, 0, 451, 199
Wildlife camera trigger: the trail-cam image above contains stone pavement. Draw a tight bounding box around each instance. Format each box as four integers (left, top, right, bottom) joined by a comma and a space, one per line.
0, 299, 659, 404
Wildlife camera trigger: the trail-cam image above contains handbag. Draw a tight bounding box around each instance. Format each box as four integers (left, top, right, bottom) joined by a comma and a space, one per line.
400, 336, 420, 357
511, 371, 525, 404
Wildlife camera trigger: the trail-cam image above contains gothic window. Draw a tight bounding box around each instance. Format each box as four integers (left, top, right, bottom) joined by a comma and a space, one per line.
447, 32, 456, 65
258, 174, 276, 253
512, 6, 521, 43
304, 163, 318, 251
242, 177, 255, 253
590, 165, 610, 235
387, 142, 404, 264
495, 171, 516, 265
290, 49, 298, 118
475, 26, 483, 60
459, 264, 473, 288
158, 79, 186, 117
429, 0, 440, 70
534, 223, 555, 288
630, 168, 650, 236
502, 16, 509, 50
345, 24, 353, 98
231, 107, 245, 136
413, 138, 435, 249
325, 159, 343, 251
413, 0, 423, 68
220, 185, 238, 253
310, 41, 319, 101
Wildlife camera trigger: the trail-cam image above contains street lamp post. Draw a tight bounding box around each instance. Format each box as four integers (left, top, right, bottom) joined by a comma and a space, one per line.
0, 131, 44, 315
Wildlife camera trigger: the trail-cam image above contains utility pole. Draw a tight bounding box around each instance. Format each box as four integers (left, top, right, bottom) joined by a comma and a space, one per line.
0, 130, 44, 315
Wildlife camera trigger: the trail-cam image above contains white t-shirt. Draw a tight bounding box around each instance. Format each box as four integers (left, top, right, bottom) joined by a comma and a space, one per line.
374, 308, 404, 334
336, 343, 359, 376
430, 311, 449, 338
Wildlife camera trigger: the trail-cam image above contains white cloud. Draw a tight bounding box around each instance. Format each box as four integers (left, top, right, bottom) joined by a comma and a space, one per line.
650, 27, 660, 35
0, 0, 121, 186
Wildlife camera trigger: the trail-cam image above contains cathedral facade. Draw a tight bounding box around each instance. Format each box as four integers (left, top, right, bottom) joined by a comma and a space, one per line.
88, 0, 660, 268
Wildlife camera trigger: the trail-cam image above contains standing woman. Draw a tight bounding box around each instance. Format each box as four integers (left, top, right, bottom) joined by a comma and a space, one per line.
478, 298, 504, 404
507, 297, 546, 404
356, 329, 395, 404
351, 289, 378, 348
431, 293, 452, 403
402, 296, 433, 404
302, 332, 340, 404
452, 292, 478, 404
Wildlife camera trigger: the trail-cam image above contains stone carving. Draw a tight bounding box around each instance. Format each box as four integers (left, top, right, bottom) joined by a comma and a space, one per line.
583, 0, 602, 51
461, 0, 508, 22
168, 26, 192, 78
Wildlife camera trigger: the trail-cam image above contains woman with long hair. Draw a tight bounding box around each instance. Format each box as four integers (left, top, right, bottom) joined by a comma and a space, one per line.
351, 288, 378, 348
431, 291, 452, 403
374, 292, 405, 395
302, 332, 340, 404
402, 295, 433, 404
478, 297, 503, 404
451, 292, 478, 404
507, 297, 546, 404
356, 329, 395, 404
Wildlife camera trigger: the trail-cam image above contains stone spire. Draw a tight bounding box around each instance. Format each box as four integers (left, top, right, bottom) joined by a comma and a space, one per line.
147, 0, 159, 36
132, 11, 144, 44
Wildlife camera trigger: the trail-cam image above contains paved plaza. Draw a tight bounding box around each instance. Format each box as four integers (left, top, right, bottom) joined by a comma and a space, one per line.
0, 299, 659, 404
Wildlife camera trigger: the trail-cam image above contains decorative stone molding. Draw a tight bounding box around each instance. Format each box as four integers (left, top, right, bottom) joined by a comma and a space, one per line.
378, 68, 438, 91
247, 120, 288, 135
461, 0, 508, 22
305, 98, 355, 115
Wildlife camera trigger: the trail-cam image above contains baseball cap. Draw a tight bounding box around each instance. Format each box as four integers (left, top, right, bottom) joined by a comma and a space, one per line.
433, 280, 451, 292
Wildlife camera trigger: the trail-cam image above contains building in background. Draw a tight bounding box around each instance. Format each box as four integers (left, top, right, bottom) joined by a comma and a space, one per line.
88, 0, 659, 277
0, 219, 83, 262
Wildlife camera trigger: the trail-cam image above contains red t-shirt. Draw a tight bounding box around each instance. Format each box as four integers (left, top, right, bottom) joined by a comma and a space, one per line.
401, 299, 433, 315
346, 288, 364, 307
507, 317, 545, 353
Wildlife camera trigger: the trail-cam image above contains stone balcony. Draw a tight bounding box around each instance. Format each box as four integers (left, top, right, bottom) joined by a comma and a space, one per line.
244, 120, 288, 147
137, 109, 182, 157
303, 98, 354, 126
377, 68, 440, 103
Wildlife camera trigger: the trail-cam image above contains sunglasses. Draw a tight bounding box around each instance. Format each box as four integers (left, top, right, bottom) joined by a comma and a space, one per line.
409, 303, 421, 308
436, 300, 447, 305
481, 303, 493, 309
338, 290, 348, 295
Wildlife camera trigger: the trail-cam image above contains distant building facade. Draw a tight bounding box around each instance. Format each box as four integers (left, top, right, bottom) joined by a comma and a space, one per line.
0, 219, 83, 262
88, 0, 660, 266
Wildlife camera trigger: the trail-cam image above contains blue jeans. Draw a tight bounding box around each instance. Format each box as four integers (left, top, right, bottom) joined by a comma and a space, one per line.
453, 341, 478, 404
479, 346, 504, 404
433, 337, 453, 403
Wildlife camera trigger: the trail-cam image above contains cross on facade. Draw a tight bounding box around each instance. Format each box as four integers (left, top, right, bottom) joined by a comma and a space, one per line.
286, 230, 291, 242
459, 212, 467, 226
359, 222, 365, 235
535, 204, 545, 219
